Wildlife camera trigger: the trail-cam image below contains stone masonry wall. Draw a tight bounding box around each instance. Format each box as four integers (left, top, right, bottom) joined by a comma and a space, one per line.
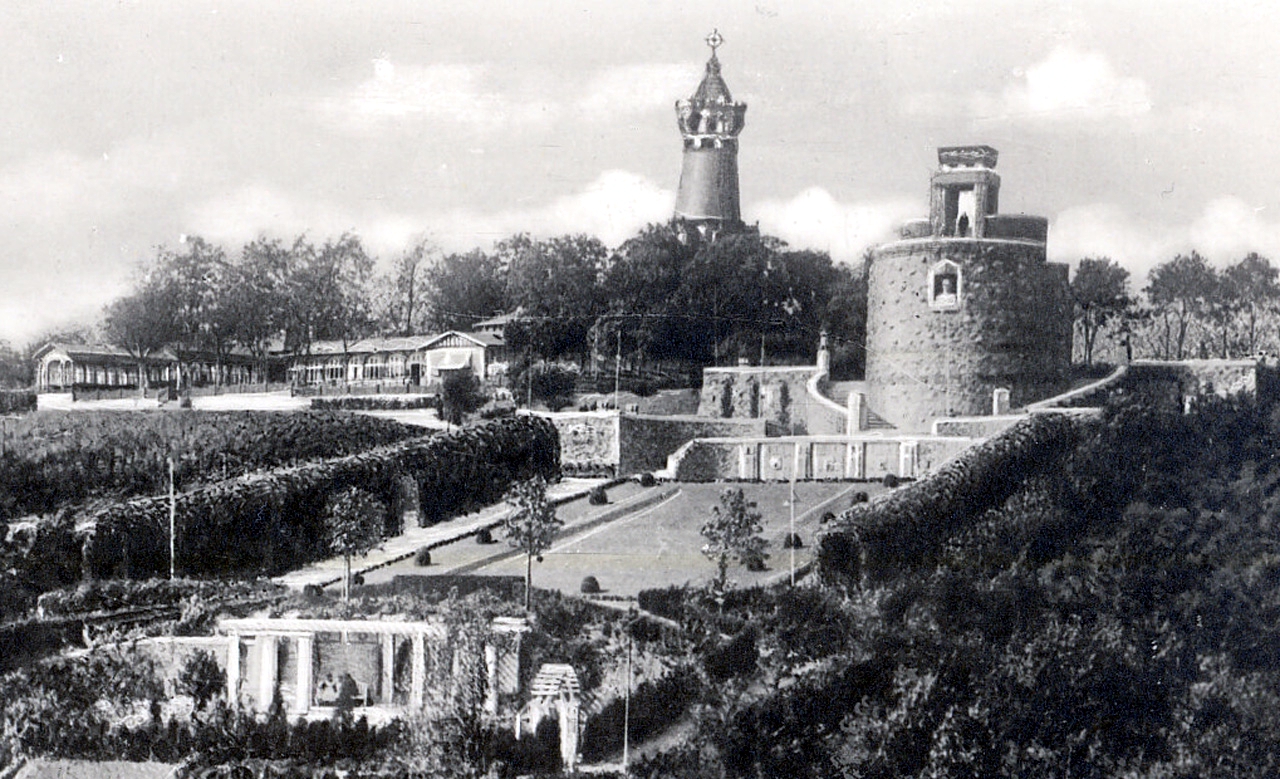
865, 238, 1072, 431
619, 414, 765, 476
698, 366, 837, 433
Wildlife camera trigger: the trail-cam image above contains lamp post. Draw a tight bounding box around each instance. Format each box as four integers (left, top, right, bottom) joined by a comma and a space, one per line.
168, 457, 176, 580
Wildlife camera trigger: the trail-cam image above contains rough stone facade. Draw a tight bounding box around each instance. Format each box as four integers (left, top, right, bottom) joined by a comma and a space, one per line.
698, 366, 844, 434
864, 146, 1072, 432
618, 414, 765, 475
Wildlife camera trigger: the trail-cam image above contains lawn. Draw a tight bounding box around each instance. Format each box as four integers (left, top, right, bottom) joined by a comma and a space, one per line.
443, 481, 881, 597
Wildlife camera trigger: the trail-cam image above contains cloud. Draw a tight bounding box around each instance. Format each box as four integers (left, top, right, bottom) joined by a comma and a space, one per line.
1049, 197, 1280, 282
908, 47, 1153, 126
580, 63, 697, 122
753, 188, 920, 263
323, 59, 558, 133
187, 169, 675, 258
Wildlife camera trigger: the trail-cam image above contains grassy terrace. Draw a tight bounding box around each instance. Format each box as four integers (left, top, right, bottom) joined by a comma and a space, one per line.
371, 481, 886, 597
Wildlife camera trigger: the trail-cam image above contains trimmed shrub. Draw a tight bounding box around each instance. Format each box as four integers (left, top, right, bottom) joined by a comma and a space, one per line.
350, 574, 365, 587
1, 410, 422, 521
78, 415, 560, 580
819, 412, 1082, 584
414, 547, 432, 566
782, 532, 804, 549
588, 485, 608, 505
580, 575, 602, 594
745, 553, 767, 572
852, 491, 870, 505
637, 585, 689, 622
639, 472, 657, 487
820, 511, 835, 524
882, 473, 900, 489
476, 527, 494, 544
311, 395, 436, 411
0, 389, 36, 415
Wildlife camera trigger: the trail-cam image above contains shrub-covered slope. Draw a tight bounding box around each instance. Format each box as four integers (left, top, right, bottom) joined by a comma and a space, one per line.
0, 410, 424, 520
632, 395, 1280, 778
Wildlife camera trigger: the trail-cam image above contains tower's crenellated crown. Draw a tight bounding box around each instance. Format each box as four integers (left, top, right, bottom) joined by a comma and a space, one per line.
675, 30, 747, 151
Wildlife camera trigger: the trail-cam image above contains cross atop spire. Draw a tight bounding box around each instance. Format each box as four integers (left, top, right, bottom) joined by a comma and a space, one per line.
705, 29, 723, 55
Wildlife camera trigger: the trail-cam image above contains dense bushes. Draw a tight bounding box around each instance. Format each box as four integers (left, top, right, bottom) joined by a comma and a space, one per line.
311, 396, 436, 411
79, 415, 560, 580
580, 667, 703, 762
818, 412, 1082, 583
0, 389, 35, 415
35, 578, 286, 618
0, 410, 423, 520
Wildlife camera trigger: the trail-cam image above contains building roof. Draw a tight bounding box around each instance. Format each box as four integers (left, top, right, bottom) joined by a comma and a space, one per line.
421, 330, 504, 350
473, 311, 522, 329
691, 53, 733, 104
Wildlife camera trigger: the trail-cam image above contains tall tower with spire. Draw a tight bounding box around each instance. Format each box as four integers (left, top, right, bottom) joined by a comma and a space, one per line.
673, 30, 747, 240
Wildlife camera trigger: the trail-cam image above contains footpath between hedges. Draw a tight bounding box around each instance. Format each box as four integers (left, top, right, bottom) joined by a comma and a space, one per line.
274, 477, 613, 591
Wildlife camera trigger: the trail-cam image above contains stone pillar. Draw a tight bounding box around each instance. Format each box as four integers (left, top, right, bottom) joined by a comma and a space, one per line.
559, 701, 580, 772
899, 440, 919, 479
257, 635, 278, 713
484, 644, 499, 715
226, 635, 241, 708
846, 441, 866, 480
381, 635, 395, 705
410, 633, 426, 708
992, 387, 1010, 415
847, 392, 867, 434
294, 635, 313, 715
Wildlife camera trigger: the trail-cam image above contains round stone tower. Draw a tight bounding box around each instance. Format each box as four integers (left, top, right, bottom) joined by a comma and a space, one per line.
673, 30, 747, 240
864, 146, 1072, 432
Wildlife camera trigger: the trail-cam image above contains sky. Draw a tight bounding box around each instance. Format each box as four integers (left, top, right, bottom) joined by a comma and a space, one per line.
4, 0, 1280, 346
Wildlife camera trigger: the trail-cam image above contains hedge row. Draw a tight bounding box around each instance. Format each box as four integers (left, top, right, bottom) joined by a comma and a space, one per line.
35, 578, 287, 619
310, 396, 436, 411
79, 415, 560, 580
0, 389, 36, 415
0, 411, 423, 520
817, 412, 1084, 584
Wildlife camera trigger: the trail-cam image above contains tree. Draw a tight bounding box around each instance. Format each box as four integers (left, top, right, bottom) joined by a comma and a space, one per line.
516, 361, 577, 411
1222, 252, 1280, 356
1071, 257, 1131, 367
441, 370, 484, 425
701, 488, 767, 593
422, 248, 506, 332
501, 476, 563, 610
177, 649, 226, 711
102, 278, 177, 395
1145, 252, 1217, 359
233, 236, 297, 382
823, 262, 869, 379
502, 234, 607, 364
0, 340, 31, 388
285, 233, 375, 370
322, 486, 385, 600
378, 239, 437, 336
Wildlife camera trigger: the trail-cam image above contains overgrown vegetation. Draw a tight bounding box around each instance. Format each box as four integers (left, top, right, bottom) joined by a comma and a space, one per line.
627, 393, 1280, 777
0, 410, 422, 521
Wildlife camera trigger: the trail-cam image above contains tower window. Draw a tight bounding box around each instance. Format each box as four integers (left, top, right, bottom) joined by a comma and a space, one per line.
929, 260, 962, 310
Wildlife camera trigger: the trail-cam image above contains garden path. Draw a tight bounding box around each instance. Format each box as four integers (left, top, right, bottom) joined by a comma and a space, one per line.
273, 477, 610, 591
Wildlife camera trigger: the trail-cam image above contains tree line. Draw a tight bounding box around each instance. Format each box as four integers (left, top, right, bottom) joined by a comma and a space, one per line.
1072, 251, 1280, 366
5, 224, 869, 388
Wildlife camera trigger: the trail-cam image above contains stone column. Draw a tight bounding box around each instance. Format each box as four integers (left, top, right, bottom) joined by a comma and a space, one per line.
992, 388, 1010, 416
847, 392, 866, 434
381, 634, 395, 705
899, 440, 919, 479
294, 635, 313, 715
410, 633, 426, 708
559, 701, 580, 771
257, 635, 278, 713
847, 441, 866, 480
226, 635, 241, 708
484, 644, 499, 715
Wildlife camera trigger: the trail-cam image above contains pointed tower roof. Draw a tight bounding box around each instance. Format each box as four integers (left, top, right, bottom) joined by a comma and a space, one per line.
692, 53, 733, 104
